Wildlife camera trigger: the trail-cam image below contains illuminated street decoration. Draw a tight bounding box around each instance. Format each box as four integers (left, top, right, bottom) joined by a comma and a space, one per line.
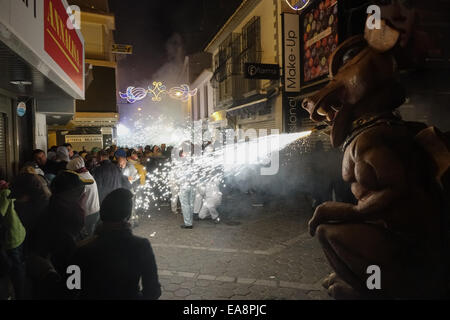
119, 86, 148, 103
285, 0, 310, 11
119, 82, 197, 103
148, 81, 167, 102
168, 84, 198, 102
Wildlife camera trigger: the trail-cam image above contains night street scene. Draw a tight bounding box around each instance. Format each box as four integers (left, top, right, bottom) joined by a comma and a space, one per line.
0, 0, 450, 309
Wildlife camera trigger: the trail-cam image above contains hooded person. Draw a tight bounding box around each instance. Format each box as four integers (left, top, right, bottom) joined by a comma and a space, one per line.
67, 157, 100, 237
174, 142, 196, 229
33, 171, 93, 275
56, 146, 70, 163
47, 151, 56, 161
92, 150, 131, 205
71, 188, 161, 300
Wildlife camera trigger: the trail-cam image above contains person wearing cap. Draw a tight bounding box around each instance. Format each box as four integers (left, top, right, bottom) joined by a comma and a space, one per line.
116, 149, 141, 226
71, 188, 161, 300
62, 143, 75, 160
56, 146, 70, 163
127, 149, 147, 186
116, 149, 139, 185
32, 149, 66, 181
92, 150, 131, 205
36, 171, 93, 275
67, 157, 100, 237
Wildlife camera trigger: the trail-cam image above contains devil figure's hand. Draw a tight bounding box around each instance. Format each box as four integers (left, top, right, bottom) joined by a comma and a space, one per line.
308, 201, 358, 236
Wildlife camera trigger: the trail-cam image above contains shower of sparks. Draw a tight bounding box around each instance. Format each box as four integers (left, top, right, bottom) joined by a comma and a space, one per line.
117, 114, 193, 147
119, 121, 313, 215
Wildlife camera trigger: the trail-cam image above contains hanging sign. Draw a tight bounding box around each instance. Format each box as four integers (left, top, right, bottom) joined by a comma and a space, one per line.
17, 102, 27, 117
244, 63, 280, 80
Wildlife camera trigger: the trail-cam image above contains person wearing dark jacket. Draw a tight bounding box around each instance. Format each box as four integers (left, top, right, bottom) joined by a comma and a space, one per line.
9, 172, 51, 254
71, 188, 161, 300
92, 150, 131, 204
33, 149, 66, 181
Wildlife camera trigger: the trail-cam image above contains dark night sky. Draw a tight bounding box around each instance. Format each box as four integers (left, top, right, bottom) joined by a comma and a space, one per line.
109, 0, 243, 89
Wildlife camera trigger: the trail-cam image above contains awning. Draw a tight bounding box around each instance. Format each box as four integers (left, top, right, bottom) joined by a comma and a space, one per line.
227, 98, 269, 118
227, 98, 268, 113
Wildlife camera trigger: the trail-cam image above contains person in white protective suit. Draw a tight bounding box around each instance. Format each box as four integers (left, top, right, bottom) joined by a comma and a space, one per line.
115, 149, 140, 227
168, 168, 180, 214
193, 144, 222, 224
176, 142, 196, 229
197, 178, 222, 223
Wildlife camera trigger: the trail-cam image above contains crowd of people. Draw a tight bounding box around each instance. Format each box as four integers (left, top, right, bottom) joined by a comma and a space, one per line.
0, 142, 200, 300
0, 138, 342, 300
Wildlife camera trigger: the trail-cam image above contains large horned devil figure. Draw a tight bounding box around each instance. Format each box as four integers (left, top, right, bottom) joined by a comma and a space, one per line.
302, 31, 449, 299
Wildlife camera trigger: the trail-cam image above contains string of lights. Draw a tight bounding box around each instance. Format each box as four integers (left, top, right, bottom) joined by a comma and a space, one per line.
119, 81, 198, 103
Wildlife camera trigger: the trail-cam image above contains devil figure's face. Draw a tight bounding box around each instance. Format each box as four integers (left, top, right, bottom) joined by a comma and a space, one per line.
302, 36, 400, 147
376, 0, 416, 48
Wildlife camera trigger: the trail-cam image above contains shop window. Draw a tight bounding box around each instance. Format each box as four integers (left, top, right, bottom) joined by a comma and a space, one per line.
240, 16, 262, 93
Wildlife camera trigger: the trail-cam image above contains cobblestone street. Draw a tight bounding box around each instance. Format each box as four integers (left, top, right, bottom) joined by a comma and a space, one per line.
133, 192, 332, 300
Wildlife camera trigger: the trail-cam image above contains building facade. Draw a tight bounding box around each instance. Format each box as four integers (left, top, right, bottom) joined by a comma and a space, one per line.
205, 0, 285, 138
0, 0, 85, 180
47, 0, 118, 151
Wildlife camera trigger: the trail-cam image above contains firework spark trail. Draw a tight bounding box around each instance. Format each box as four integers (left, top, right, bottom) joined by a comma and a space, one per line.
118, 114, 193, 147
132, 130, 312, 215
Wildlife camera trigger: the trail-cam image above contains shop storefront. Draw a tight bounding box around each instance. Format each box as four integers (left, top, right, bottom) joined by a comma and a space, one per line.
0, 0, 84, 180
228, 96, 280, 136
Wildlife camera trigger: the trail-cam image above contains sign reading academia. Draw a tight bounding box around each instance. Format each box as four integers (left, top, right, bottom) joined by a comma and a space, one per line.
44, 0, 84, 92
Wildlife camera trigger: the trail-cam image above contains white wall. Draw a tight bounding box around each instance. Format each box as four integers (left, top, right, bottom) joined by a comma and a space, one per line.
191, 70, 213, 121
34, 113, 48, 152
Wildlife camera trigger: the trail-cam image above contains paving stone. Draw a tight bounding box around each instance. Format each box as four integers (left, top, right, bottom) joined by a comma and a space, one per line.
279, 281, 320, 291
159, 292, 175, 300
191, 287, 209, 296
176, 271, 196, 278
180, 281, 196, 289
215, 276, 235, 282
254, 280, 278, 287
174, 288, 191, 297
307, 290, 332, 300
169, 276, 185, 284
197, 274, 216, 281
218, 282, 238, 290
158, 270, 174, 276
216, 289, 236, 299
163, 283, 180, 292
237, 278, 257, 285
229, 294, 253, 300
233, 286, 251, 296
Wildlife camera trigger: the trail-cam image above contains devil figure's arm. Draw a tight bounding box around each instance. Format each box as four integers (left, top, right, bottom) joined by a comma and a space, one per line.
309, 136, 409, 236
